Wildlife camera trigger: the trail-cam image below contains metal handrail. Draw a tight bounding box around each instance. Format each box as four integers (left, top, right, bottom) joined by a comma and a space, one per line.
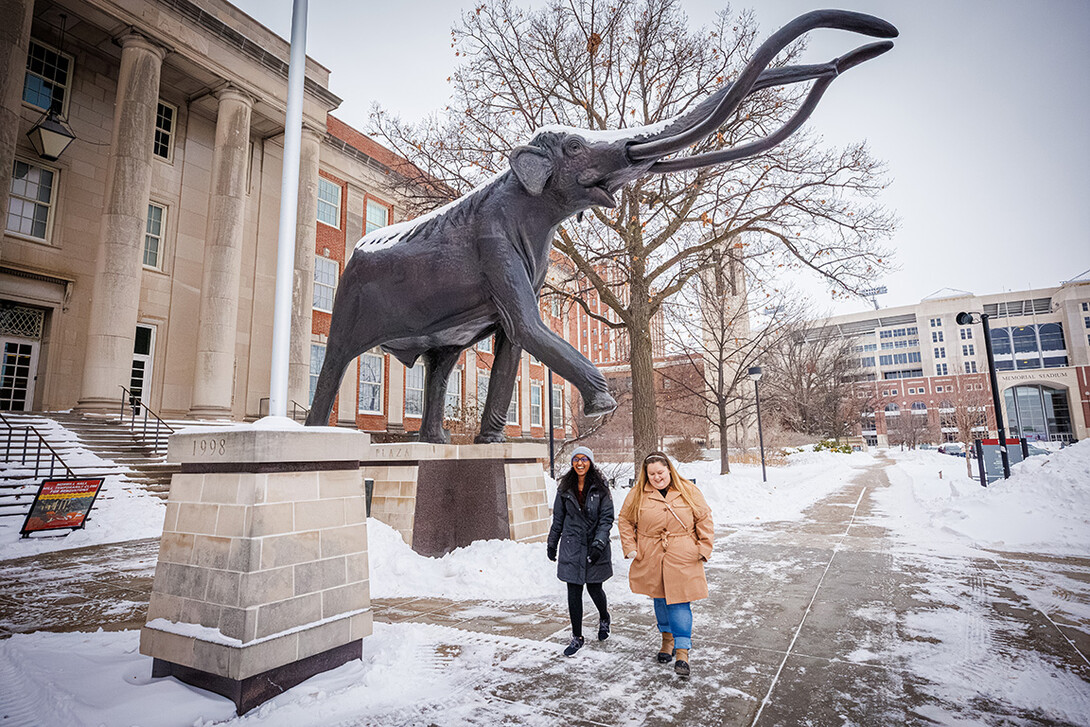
0, 411, 76, 480
119, 386, 175, 451
258, 397, 310, 422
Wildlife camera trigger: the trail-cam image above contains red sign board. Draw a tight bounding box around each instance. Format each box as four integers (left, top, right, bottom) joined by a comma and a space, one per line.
979, 439, 1021, 446
20, 478, 105, 536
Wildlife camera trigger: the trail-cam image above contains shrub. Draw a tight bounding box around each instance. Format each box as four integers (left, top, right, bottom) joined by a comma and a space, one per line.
667, 437, 704, 463
813, 438, 852, 454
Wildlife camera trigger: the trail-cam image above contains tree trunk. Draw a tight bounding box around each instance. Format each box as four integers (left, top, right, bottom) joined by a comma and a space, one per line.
629, 304, 658, 470
718, 406, 731, 475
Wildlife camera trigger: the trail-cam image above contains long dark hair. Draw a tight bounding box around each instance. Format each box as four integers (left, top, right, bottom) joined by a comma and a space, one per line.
558, 460, 611, 499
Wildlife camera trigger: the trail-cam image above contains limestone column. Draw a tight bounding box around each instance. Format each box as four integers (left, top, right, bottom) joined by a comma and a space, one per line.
288, 125, 322, 413
0, 0, 34, 261
188, 86, 254, 419
77, 33, 166, 413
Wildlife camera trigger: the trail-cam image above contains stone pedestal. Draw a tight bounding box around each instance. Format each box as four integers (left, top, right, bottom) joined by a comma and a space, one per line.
361, 442, 550, 557
140, 423, 372, 715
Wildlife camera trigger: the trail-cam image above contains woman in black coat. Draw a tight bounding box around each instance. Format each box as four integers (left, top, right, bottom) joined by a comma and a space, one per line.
547, 446, 614, 657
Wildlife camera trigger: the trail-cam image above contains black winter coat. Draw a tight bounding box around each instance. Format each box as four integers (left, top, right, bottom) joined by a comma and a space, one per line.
547, 471, 614, 584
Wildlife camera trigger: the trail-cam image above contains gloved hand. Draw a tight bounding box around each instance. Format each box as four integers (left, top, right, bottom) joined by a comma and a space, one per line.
547, 544, 557, 562
587, 541, 604, 564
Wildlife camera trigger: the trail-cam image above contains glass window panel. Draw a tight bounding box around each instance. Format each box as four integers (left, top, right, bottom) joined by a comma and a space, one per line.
405, 363, 424, 417
1038, 323, 1064, 351
365, 199, 389, 234
313, 257, 338, 311
1012, 326, 1038, 354
445, 368, 461, 418
358, 350, 383, 414
309, 344, 325, 405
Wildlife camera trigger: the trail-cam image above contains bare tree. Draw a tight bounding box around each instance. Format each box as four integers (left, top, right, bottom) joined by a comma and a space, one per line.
938, 380, 991, 477
760, 325, 867, 439
660, 244, 799, 473
886, 405, 934, 450
371, 0, 895, 463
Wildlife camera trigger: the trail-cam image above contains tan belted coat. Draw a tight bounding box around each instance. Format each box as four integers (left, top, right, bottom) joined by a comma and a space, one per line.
618, 482, 714, 604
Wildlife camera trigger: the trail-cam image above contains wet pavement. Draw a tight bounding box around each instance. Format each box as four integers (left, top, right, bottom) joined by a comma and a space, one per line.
2, 459, 1089, 725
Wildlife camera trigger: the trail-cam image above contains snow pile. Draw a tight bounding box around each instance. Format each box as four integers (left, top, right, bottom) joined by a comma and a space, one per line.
875, 440, 1090, 556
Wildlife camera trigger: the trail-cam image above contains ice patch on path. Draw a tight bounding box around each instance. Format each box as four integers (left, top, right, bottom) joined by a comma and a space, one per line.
874, 441, 1090, 556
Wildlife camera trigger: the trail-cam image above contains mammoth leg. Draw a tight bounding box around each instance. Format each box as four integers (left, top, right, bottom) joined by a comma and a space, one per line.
484, 242, 616, 419
419, 346, 462, 444
475, 329, 521, 444
305, 334, 381, 427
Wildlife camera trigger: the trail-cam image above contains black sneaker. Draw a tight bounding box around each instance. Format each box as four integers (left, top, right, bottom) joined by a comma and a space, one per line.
597, 617, 611, 641
563, 635, 585, 656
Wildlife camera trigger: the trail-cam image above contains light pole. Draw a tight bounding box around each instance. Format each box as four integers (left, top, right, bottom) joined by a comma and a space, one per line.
748, 366, 767, 483
956, 311, 1010, 478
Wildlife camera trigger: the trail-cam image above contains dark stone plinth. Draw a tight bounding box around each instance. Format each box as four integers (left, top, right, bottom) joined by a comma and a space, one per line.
413, 458, 510, 557
152, 640, 362, 715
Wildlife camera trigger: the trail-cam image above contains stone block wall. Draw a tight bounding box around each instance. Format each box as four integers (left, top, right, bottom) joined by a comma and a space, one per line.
140, 426, 372, 683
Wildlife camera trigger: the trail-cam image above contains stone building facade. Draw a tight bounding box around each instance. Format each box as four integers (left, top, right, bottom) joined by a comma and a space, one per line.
0, 0, 590, 445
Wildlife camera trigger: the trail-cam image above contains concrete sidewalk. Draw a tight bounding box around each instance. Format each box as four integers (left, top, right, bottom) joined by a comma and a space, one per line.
2, 459, 1088, 725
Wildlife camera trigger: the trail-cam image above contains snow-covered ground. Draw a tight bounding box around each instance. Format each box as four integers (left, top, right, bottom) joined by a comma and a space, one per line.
2, 442, 1088, 725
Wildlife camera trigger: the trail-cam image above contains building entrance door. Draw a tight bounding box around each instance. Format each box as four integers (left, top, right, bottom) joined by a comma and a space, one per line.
0, 337, 39, 411
129, 324, 156, 410
1003, 384, 1074, 443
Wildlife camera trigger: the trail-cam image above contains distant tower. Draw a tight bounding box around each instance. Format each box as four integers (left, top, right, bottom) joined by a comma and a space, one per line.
860, 286, 888, 310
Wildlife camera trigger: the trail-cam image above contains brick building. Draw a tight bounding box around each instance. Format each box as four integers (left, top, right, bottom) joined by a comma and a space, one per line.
810, 276, 1090, 446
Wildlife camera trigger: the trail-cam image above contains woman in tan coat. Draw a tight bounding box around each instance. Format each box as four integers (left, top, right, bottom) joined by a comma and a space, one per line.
619, 452, 714, 677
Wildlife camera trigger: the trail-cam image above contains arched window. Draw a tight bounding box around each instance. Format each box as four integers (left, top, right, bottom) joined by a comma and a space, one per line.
991, 327, 1012, 356
1012, 326, 1038, 354
884, 403, 900, 414
911, 401, 927, 413
940, 399, 954, 409
1038, 323, 1065, 351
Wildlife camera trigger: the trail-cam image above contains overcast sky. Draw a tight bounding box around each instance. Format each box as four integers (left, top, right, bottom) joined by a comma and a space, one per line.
232, 0, 1090, 315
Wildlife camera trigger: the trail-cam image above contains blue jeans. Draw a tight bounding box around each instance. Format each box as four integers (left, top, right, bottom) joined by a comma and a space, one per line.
653, 598, 693, 650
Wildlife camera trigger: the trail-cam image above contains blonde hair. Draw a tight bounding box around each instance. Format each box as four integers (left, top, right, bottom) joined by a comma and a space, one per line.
620, 451, 705, 527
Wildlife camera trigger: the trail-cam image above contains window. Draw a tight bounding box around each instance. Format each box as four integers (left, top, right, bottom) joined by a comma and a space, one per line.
893, 353, 908, 365
154, 102, 176, 161
358, 349, 383, 414
1012, 326, 1037, 354
861, 357, 875, 368
935, 386, 944, 392
964, 361, 978, 373
960, 328, 973, 340
908, 352, 922, 363
992, 328, 1012, 355
879, 355, 892, 366
1085, 317, 1090, 329
936, 363, 948, 375
313, 257, 338, 312
907, 388, 916, 395
445, 367, 462, 418
365, 198, 389, 234
962, 344, 975, 356
477, 370, 490, 406
1038, 323, 1064, 351
885, 403, 900, 414
405, 363, 424, 417
317, 178, 341, 228
144, 203, 165, 268
930, 317, 941, 327
932, 331, 944, 342
550, 297, 562, 318
309, 344, 325, 405
530, 383, 542, 426
23, 40, 71, 113
881, 341, 894, 350
911, 401, 927, 413
880, 330, 892, 339
551, 383, 563, 426
477, 336, 493, 353
934, 347, 945, 358
507, 382, 519, 425
7, 159, 55, 240
907, 327, 918, 335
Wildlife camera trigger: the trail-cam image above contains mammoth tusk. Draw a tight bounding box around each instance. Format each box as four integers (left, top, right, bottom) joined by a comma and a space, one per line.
645, 40, 894, 174
627, 10, 898, 161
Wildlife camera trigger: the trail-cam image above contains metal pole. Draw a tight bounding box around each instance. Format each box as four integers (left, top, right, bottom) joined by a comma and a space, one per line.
980, 313, 1010, 478
268, 0, 308, 418
754, 380, 766, 482
547, 368, 555, 479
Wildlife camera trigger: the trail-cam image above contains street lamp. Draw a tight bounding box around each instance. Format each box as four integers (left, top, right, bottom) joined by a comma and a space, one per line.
956, 311, 1010, 478
748, 366, 767, 483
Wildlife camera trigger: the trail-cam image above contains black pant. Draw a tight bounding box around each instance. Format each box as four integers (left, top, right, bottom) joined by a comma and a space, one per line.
567, 582, 609, 638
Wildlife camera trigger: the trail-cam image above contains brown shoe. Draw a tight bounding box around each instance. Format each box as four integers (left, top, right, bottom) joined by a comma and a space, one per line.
656, 632, 675, 663
674, 648, 690, 676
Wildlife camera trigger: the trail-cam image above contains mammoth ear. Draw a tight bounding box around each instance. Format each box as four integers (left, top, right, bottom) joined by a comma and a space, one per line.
509, 146, 554, 196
